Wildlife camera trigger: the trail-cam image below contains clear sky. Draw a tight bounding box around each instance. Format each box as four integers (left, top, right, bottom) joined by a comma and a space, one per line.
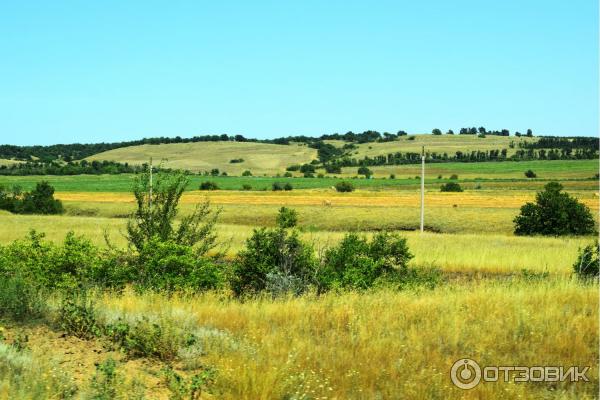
0, 1, 597, 145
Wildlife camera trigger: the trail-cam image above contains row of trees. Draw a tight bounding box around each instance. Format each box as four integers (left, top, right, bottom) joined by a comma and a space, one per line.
322, 147, 598, 170
0, 160, 163, 176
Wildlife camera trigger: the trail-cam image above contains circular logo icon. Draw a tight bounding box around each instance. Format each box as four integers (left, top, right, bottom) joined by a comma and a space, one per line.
450, 358, 481, 389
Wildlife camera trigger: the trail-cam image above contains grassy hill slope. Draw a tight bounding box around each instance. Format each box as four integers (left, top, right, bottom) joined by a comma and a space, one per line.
86, 141, 317, 175
326, 134, 538, 157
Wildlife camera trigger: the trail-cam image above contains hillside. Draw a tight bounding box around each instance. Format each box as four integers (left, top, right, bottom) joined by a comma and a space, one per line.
86, 141, 317, 175
326, 134, 538, 158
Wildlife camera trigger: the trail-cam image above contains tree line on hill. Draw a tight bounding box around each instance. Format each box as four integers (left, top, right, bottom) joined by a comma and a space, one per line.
0, 160, 175, 176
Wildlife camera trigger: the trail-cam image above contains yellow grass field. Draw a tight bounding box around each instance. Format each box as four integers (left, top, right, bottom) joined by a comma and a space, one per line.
326, 134, 537, 158
86, 141, 317, 175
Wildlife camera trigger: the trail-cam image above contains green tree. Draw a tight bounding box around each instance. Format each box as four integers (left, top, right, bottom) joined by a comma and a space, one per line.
127, 170, 220, 254
514, 182, 595, 236
18, 181, 63, 214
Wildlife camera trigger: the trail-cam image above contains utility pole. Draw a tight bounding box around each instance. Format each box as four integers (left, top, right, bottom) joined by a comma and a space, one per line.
149, 157, 153, 210
420, 146, 425, 233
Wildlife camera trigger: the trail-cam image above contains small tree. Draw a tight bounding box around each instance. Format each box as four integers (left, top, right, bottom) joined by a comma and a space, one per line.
357, 166, 372, 178
19, 181, 63, 214
514, 182, 595, 236
283, 183, 293, 191
127, 170, 220, 254
335, 181, 354, 193
524, 170, 536, 178
432, 129, 442, 135
272, 182, 283, 191
242, 170, 252, 176
199, 181, 219, 190
440, 182, 463, 192
230, 208, 316, 296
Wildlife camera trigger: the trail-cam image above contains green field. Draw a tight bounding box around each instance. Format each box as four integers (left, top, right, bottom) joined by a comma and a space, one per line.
0, 159, 597, 192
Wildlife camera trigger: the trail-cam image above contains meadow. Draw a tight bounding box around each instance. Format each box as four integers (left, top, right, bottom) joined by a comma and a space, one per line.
0, 149, 597, 399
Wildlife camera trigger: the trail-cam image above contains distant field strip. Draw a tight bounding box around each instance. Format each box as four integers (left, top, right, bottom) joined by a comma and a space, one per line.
0, 213, 591, 274
55, 190, 599, 209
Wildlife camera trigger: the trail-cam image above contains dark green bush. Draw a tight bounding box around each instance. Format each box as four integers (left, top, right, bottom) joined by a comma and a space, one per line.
230, 209, 316, 296
283, 183, 293, 191
276, 207, 298, 229
0, 182, 63, 214
357, 166, 372, 178
440, 182, 463, 192
272, 182, 283, 191
514, 182, 595, 236
241, 170, 252, 176
573, 243, 599, 278
136, 238, 224, 291
335, 181, 354, 192
199, 181, 219, 190
283, 172, 293, 177
58, 290, 101, 339
524, 169, 537, 178
0, 275, 45, 321
449, 174, 458, 179
241, 184, 252, 191
317, 232, 413, 291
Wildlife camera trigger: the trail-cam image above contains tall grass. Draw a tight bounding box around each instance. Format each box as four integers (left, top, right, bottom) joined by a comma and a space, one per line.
95, 279, 598, 399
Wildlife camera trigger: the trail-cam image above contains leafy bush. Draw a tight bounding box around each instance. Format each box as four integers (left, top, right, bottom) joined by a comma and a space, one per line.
241, 184, 252, 191
272, 182, 283, 191
230, 209, 316, 296
199, 181, 219, 190
317, 232, 414, 291
163, 365, 216, 400
357, 166, 372, 178
335, 181, 354, 192
229, 158, 244, 163
0, 182, 63, 214
58, 290, 101, 339
283, 183, 293, 191
514, 182, 595, 236
283, 171, 293, 177
524, 169, 537, 178
449, 174, 458, 179
440, 182, 463, 192
127, 170, 220, 253
573, 243, 599, 278
136, 238, 224, 291
276, 207, 298, 229
241, 170, 252, 176
0, 275, 45, 321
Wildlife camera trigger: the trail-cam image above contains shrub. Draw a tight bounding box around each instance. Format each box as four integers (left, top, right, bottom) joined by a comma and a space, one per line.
163, 365, 217, 400
357, 166, 372, 178
317, 232, 413, 291
514, 182, 595, 236
524, 169, 537, 178
440, 182, 463, 192
0, 182, 63, 215
283, 172, 293, 177
573, 243, 599, 278
303, 172, 314, 178
230, 158, 244, 164
300, 164, 315, 174
241, 170, 252, 176
272, 182, 283, 191
389, 174, 395, 179
276, 207, 298, 229
230, 209, 316, 296
283, 183, 293, 191
210, 169, 219, 176
199, 181, 219, 190
335, 181, 354, 193
0, 275, 45, 321
407, 136, 415, 140
127, 170, 220, 253
449, 174, 458, 179
286, 165, 301, 172
241, 184, 252, 191
136, 238, 224, 291
58, 290, 101, 339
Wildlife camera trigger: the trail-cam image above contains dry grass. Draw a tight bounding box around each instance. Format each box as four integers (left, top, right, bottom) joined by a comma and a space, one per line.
93, 279, 598, 399
327, 134, 536, 157
0, 213, 592, 275
85, 141, 317, 175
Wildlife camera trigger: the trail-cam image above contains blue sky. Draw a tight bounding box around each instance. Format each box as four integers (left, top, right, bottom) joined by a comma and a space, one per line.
0, 1, 597, 145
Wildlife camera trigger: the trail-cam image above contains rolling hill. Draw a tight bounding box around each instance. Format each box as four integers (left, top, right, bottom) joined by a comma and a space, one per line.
86, 141, 318, 175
